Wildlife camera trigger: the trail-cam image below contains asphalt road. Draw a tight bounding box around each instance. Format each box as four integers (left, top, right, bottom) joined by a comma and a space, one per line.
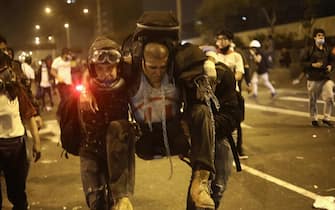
1, 68, 335, 210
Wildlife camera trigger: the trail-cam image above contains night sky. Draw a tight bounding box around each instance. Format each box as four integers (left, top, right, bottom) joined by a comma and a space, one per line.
1, 0, 335, 51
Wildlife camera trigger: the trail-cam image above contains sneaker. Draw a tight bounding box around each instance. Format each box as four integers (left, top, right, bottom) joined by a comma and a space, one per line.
322, 119, 334, 128
312, 120, 320, 127
238, 152, 249, 160
112, 197, 133, 210
271, 92, 277, 98
249, 94, 257, 99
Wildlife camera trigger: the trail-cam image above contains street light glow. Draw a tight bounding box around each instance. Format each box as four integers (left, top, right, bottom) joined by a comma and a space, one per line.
34, 37, 40, 45
64, 23, 69, 28
66, 0, 76, 4
45, 7, 52, 14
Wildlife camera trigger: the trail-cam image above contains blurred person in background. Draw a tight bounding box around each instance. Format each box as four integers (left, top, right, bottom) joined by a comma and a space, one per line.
300, 28, 334, 127
36, 55, 54, 111
249, 39, 277, 99
279, 47, 292, 68
50, 47, 72, 116
21, 55, 35, 88
215, 29, 248, 159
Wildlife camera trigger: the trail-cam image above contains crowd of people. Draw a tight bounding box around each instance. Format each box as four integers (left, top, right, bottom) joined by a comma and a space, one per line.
0, 10, 334, 210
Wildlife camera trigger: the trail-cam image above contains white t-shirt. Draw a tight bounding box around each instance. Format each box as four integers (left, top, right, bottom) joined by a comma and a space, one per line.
216, 50, 245, 75
51, 56, 72, 85
0, 95, 25, 138
21, 62, 35, 80
131, 73, 179, 123
216, 49, 245, 92
40, 64, 51, 87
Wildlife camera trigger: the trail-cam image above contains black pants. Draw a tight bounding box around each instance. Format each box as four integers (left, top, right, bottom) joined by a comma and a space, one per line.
41, 86, 54, 108
57, 83, 72, 102
56, 83, 73, 116
0, 137, 29, 210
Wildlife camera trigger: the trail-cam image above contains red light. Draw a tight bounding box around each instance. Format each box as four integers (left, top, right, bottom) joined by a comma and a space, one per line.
75, 84, 85, 92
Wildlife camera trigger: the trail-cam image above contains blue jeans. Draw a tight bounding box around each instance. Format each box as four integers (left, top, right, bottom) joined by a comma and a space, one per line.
80, 155, 111, 210
211, 138, 233, 209
307, 80, 334, 121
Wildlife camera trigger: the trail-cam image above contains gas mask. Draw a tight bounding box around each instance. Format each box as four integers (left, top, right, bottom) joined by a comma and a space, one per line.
0, 65, 18, 100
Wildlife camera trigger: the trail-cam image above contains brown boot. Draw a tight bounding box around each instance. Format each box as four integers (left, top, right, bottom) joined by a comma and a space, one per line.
112, 197, 133, 210
190, 170, 215, 209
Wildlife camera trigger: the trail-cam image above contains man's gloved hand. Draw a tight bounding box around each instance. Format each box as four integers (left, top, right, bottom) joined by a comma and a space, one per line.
79, 90, 99, 113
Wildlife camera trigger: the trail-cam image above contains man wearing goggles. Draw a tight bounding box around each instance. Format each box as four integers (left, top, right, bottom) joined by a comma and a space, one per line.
90, 49, 121, 64
77, 36, 134, 210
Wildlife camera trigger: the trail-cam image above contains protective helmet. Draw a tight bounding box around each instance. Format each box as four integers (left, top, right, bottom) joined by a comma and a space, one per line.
249, 40, 261, 48
87, 36, 124, 91
88, 36, 122, 77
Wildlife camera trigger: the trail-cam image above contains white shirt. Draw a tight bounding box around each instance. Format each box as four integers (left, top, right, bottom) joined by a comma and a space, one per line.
40, 64, 51, 87
216, 49, 245, 75
131, 73, 179, 123
51, 56, 72, 85
21, 62, 35, 80
0, 95, 25, 138
216, 49, 245, 91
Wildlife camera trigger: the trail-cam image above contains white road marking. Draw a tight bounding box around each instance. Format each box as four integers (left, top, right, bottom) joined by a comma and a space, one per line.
241, 164, 335, 209
279, 96, 325, 104
241, 122, 253, 129
245, 103, 335, 121
241, 164, 319, 200
244, 99, 335, 207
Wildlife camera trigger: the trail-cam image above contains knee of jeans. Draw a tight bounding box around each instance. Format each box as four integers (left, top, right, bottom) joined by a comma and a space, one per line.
107, 121, 133, 145
107, 121, 124, 139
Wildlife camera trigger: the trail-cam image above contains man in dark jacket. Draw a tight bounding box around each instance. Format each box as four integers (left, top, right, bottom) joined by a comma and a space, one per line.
300, 28, 334, 127
78, 36, 135, 210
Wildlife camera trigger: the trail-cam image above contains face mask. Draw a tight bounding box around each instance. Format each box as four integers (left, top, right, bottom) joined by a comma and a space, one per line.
316, 38, 325, 45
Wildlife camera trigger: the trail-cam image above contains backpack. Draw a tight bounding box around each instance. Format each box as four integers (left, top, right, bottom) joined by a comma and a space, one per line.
58, 92, 85, 157
264, 52, 274, 69
122, 11, 180, 69
133, 11, 179, 42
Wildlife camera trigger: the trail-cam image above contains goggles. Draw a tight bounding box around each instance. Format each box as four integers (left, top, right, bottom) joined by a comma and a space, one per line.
89, 49, 121, 65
